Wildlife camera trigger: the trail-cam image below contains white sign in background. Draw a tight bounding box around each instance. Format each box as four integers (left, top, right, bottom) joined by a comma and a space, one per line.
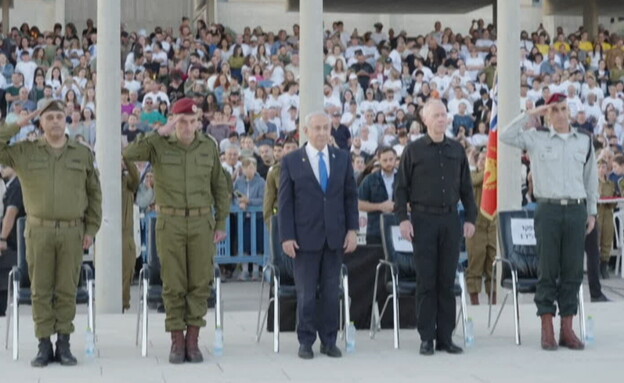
510, 218, 536, 246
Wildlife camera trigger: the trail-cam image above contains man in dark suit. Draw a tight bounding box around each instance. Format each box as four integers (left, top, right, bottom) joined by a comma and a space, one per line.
279, 111, 359, 360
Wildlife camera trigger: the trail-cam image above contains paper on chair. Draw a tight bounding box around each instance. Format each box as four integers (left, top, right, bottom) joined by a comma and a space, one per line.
391, 226, 413, 252
510, 218, 536, 246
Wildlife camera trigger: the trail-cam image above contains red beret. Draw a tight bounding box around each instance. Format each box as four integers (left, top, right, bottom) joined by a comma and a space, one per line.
171, 98, 198, 115
546, 93, 567, 105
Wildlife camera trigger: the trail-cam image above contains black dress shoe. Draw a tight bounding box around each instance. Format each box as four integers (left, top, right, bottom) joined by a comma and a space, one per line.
419, 340, 434, 355
436, 341, 463, 354
298, 345, 314, 360
320, 344, 342, 358
591, 293, 610, 303
31, 338, 54, 367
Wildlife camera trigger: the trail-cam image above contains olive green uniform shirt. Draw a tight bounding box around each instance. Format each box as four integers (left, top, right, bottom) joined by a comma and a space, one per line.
0, 123, 102, 236
499, 113, 598, 216
263, 163, 281, 224
123, 131, 231, 230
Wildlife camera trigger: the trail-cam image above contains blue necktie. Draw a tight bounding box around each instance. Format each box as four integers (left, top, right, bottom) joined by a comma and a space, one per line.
319, 152, 328, 193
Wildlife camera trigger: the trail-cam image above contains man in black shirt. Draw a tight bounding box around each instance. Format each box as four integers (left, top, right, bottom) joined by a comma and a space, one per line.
395, 99, 477, 356
350, 50, 374, 90
0, 166, 25, 316
330, 112, 351, 150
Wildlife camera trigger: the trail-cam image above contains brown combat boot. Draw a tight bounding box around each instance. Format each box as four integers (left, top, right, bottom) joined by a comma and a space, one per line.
559, 316, 585, 350
185, 325, 204, 363
470, 293, 479, 305
169, 330, 186, 364
489, 291, 496, 305
540, 314, 558, 350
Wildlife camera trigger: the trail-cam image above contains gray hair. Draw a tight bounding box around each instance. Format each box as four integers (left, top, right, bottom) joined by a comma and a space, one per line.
304, 111, 330, 128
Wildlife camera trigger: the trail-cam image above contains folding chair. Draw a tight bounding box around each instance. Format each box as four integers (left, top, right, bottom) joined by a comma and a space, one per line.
612, 210, 623, 277
256, 215, 350, 353
135, 212, 223, 357
489, 210, 586, 345
5, 217, 94, 361
370, 213, 468, 349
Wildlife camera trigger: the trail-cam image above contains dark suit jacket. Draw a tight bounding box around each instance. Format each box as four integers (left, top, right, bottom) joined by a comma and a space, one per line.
278, 144, 359, 252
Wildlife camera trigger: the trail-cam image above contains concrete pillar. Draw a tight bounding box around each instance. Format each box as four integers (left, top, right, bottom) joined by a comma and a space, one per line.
208, 0, 217, 24
2, 0, 9, 36
298, 0, 324, 145
95, 0, 122, 314
497, 0, 522, 212
583, 0, 599, 40
55, 0, 66, 32
541, 0, 556, 41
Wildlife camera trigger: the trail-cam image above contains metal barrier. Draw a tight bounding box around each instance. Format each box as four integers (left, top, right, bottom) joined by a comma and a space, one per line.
140, 206, 269, 267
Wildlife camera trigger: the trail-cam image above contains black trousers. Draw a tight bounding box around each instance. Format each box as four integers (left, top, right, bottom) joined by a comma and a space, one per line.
585, 225, 604, 299
294, 242, 343, 347
411, 211, 461, 343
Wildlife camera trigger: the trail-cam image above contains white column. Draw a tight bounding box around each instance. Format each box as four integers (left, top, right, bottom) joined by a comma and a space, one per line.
583, 0, 598, 40
298, 0, 324, 145
55, 0, 66, 31
2, 0, 9, 36
497, 0, 522, 212
541, 0, 556, 40
95, 0, 122, 314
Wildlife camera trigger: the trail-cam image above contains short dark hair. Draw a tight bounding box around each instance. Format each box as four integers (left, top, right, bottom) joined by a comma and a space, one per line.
378, 146, 397, 157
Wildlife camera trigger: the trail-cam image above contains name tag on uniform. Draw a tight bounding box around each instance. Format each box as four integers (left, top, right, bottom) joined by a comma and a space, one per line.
392, 226, 413, 252
510, 218, 536, 246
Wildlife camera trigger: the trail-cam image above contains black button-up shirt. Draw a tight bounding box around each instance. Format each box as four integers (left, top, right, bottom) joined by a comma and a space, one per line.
395, 134, 477, 224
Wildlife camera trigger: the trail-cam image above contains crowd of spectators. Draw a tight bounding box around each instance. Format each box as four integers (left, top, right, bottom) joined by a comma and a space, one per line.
1, 16, 624, 273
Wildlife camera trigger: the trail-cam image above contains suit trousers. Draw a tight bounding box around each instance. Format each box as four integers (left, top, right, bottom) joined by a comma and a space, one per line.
293, 242, 343, 347
534, 203, 586, 317
411, 211, 461, 344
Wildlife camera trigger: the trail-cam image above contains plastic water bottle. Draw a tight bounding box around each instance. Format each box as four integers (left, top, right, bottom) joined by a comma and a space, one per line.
585, 316, 595, 345
213, 326, 224, 356
346, 322, 356, 353
465, 317, 475, 347
85, 327, 96, 360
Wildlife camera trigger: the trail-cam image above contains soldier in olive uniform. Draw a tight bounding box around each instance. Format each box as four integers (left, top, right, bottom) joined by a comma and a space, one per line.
123, 98, 230, 364
0, 100, 102, 367
465, 149, 497, 305
597, 159, 616, 279
263, 138, 298, 225
501, 93, 598, 351
122, 158, 140, 310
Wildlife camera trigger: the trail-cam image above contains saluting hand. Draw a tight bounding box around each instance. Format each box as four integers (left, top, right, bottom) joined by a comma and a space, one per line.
399, 220, 413, 241
463, 222, 476, 239
527, 104, 552, 117
157, 115, 182, 136
18, 109, 41, 127
282, 239, 299, 258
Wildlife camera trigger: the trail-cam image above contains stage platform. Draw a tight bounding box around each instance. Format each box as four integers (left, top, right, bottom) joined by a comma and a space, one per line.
1, 277, 622, 383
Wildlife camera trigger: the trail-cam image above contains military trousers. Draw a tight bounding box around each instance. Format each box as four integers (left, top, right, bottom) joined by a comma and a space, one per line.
534, 203, 586, 317
26, 222, 84, 339
465, 214, 497, 295
122, 231, 136, 310
597, 205, 614, 263
156, 214, 214, 332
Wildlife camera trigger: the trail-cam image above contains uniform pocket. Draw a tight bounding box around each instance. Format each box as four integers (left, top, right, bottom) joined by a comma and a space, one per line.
161, 154, 182, 165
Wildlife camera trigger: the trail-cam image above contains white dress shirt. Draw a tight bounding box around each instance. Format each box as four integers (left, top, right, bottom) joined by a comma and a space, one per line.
305, 143, 330, 184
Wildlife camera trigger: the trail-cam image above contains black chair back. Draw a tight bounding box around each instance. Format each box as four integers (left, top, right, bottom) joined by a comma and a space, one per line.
497, 210, 539, 280
16, 217, 89, 304
380, 214, 416, 280
270, 215, 295, 285
146, 213, 163, 287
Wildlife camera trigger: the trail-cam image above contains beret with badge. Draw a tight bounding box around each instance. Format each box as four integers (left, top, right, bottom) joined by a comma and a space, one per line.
171, 98, 198, 115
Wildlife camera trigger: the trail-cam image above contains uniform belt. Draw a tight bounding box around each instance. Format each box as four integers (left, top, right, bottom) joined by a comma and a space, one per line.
536, 198, 586, 206
28, 217, 83, 228
156, 206, 212, 217
412, 204, 455, 215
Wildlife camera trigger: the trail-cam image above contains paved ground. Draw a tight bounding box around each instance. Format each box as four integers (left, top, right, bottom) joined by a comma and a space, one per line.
1, 274, 623, 383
